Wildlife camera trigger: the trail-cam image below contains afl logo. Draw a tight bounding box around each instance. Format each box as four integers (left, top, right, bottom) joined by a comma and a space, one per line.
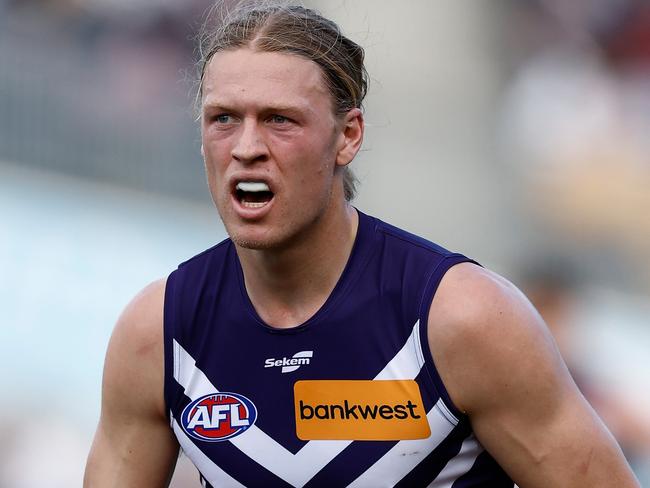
181, 392, 257, 442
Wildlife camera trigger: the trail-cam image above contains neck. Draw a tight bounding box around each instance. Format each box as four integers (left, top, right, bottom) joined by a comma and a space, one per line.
236, 204, 358, 328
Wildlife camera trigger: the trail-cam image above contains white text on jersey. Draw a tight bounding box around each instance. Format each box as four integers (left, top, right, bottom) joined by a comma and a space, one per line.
264, 351, 314, 373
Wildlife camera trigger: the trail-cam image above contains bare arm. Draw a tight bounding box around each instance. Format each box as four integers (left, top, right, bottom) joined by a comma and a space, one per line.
84, 279, 179, 487
428, 263, 639, 487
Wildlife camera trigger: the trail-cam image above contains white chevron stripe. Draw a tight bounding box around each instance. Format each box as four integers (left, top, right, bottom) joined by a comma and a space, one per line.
374, 319, 424, 380
429, 434, 482, 487
346, 400, 455, 488
172, 320, 431, 487
173, 340, 217, 400
413, 317, 427, 370
172, 417, 245, 488
174, 340, 352, 486
233, 427, 351, 487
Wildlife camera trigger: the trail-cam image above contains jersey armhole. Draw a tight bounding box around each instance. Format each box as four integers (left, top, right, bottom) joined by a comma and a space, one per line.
163, 269, 179, 423
418, 254, 480, 422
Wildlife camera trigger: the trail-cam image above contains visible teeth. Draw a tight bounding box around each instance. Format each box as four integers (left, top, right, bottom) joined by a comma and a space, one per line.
236, 181, 270, 192
242, 201, 268, 208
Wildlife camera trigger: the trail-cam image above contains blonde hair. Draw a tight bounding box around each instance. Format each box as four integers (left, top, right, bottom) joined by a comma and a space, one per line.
196, 1, 367, 201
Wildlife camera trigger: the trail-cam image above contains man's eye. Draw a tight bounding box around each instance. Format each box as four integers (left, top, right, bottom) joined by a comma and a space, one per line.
215, 114, 232, 124
269, 115, 289, 124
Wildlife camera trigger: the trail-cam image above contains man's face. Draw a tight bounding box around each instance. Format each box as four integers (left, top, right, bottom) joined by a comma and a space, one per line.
201, 48, 347, 250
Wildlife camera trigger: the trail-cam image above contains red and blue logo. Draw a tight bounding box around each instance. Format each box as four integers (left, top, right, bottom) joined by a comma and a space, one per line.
181, 392, 257, 442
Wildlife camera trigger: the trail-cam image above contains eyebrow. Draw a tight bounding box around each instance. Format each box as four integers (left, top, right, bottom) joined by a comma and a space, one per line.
201, 101, 234, 113
202, 100, 313, 117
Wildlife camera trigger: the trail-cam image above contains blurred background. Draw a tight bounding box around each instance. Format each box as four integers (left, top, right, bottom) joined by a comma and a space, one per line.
1, 0, 649, 486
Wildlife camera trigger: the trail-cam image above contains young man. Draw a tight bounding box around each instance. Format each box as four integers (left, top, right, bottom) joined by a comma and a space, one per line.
84, 4, 639, 487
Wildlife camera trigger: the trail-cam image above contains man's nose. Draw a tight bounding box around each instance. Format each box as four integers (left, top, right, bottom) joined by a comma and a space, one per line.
231, 119, 269, 164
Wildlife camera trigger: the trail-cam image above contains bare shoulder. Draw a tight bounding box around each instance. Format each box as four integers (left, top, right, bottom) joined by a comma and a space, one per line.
111, 278, 167, 357
429, 261, 536, 334
427, 263, 639, 486
104, 277, 168, 418
427, 262, 559, 414
84, 278, 178, 488
116, 278, 167, 337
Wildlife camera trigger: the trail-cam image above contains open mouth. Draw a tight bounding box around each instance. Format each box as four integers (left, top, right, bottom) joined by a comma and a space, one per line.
235, 181, 274, 208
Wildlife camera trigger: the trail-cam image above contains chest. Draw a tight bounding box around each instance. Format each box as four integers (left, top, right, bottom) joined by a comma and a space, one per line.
169, 310, 467, 487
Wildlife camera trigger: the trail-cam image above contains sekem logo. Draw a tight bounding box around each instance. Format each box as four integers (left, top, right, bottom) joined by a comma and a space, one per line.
181, 392, 257, 442
264, 350, 313, 373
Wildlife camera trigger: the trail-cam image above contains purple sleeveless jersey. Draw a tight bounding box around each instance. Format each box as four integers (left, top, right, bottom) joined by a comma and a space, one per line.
163, 210, 514, 487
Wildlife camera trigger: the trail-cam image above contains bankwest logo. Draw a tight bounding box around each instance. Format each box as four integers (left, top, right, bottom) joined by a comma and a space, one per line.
294, 379, 431, 441
299, 399, 421, 421
264, 350, 313, 373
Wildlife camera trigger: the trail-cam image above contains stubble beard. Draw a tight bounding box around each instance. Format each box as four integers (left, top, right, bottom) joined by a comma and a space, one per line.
225, 217, 313, 252
219, 191, 335, 253
217, 204, 293, 252
230, 233, 281, 251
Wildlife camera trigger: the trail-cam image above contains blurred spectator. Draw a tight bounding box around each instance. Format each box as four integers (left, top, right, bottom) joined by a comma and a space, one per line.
499, 0, 650, 292
499, 1, 650, 481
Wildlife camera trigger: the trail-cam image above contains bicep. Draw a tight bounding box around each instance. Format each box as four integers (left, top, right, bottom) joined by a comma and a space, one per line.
84, 280, 179, 487
429, 265, 638, 487
464, 309, 625, 486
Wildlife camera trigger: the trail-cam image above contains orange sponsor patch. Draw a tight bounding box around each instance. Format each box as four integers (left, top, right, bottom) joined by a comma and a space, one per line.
294, 380, 431, 441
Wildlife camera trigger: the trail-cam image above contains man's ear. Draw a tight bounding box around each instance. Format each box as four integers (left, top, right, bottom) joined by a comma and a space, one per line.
336, 108, 364, 167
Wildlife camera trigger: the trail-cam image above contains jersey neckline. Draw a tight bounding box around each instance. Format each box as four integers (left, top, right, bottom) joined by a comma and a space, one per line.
232, 208, 377, 334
